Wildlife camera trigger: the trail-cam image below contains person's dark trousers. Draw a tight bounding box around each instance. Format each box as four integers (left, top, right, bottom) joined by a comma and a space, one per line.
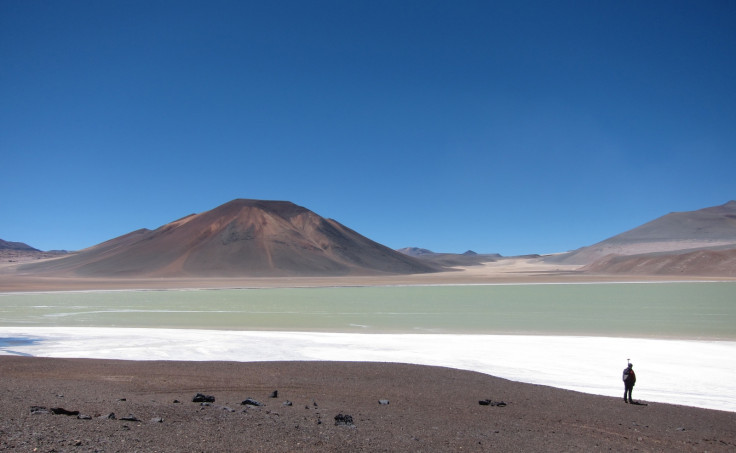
624, 384, 633, 403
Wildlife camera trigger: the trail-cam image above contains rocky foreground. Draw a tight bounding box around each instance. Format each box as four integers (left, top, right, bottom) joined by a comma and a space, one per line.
1, 357, 735, 452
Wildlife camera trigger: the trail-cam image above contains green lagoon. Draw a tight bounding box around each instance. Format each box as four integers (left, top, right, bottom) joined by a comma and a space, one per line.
2, 282, 734, 340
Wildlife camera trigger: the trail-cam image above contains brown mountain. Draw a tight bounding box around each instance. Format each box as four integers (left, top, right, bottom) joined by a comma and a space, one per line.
549, 200, 736, 265
582, 248, 736, 276
21, 199, 439, 277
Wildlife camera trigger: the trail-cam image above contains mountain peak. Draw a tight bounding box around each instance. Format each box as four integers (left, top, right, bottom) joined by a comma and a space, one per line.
22, 199, 438, 277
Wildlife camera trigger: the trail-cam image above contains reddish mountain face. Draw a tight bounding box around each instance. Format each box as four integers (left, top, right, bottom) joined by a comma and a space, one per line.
21, 199, 438, 277
582, 248, 736, 276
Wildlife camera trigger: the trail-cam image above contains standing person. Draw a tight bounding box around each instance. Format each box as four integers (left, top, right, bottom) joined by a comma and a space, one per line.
623, 362, 636, 403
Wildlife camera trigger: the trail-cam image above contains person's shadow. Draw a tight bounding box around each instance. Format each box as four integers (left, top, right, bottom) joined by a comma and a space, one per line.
630, 401, 648, 406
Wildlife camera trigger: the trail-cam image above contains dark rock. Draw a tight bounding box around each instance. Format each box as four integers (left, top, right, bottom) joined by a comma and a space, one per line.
283, 400, 293, 406
192, 393, 215, 403
270, 390, 278, 398
378, 399, 390, 405
479, 399, 507, 407
241, 398, 263, 407
120, 414, 140, 421
30, 406, 49, 415
50, 407, 80, 416
102, 412, 116, 420
334, 414, 354, 426
173, 399, 181, 404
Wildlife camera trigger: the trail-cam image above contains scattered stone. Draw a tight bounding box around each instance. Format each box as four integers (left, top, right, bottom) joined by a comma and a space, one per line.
192, 393, 215, 403
151, 417, 164, 423
50, 407, 80, 416
30, 406, 49, 415
270, 390, 278, 398
241, 398, 263, 407
173, 399, 181, 404
77, 414, 92, 420
221, 406, 235, 412
334, 414, 354, 426
479, 399, 507, 407
120, 414, 140, 422
379, 399, 390, 405
102, 412, 116, 420
283, 400, 293, 406
676, 427, 686, 432
118, 398, 127, 402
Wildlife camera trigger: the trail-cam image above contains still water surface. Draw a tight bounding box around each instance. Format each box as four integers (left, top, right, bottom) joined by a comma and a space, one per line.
2, 282, 734, 339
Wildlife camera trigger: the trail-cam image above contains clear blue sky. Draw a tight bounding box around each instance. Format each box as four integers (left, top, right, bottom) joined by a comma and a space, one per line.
2, 1, 734, 255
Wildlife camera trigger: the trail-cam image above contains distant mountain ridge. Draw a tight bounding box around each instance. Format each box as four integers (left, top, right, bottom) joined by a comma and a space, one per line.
0, 239, 38, 251
21, 199, 438, 277
397, 247, 504, 267
397, 247, 436, 257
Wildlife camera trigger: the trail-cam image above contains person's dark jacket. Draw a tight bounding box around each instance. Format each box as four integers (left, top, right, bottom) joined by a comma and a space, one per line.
623, 367, 636, 386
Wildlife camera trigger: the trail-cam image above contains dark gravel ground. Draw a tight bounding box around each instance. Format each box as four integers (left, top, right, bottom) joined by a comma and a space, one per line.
1, 356, 734, 452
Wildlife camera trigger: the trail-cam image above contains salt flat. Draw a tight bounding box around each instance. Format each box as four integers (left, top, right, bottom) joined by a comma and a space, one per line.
2, 327, 734, 413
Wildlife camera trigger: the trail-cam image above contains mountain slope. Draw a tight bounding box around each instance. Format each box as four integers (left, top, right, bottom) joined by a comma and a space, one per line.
582, 248, 736, 276
0, 239, 39, 251
550, 200, 736, 265
20, 199, 438, 277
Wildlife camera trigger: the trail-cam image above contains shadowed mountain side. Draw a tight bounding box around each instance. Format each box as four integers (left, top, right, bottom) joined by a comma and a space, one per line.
548, 200, 736, 265
582, 248, 736, 276
20, 200, 439, 277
